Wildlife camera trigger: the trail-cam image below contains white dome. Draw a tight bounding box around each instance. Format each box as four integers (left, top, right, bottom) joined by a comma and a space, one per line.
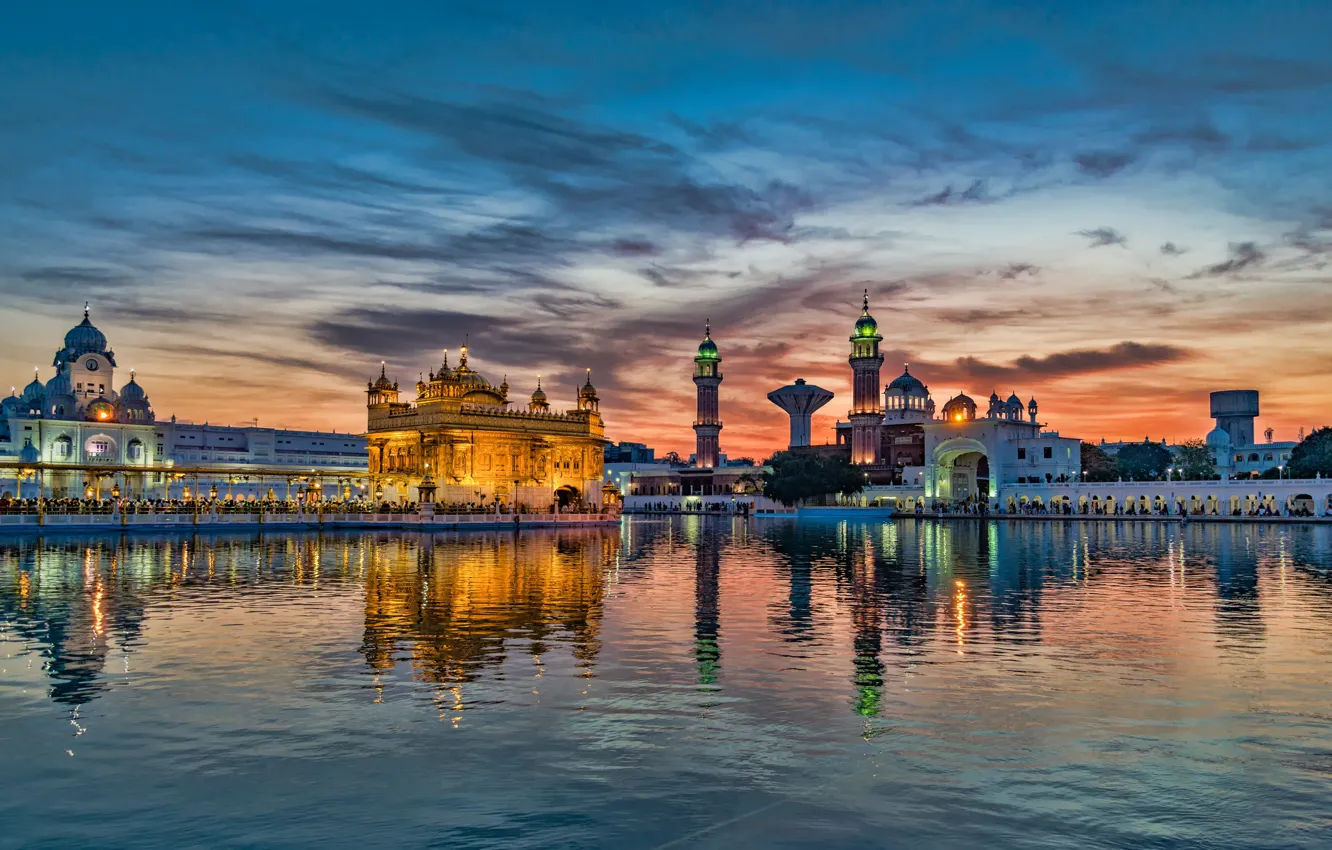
1205, 425, 1231, 447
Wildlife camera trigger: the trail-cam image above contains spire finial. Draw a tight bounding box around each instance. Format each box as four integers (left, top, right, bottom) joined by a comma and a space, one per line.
705, 318, 711, 338
83, 301, 90, 321
379, 361, 387, 380
537, 375, 542, 390
862, 289, 869, 313
130, 368, 136, 380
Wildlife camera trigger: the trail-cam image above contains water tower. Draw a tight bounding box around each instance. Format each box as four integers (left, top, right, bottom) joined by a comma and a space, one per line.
1210, 390, 1259, 448
767, 379, 835, 448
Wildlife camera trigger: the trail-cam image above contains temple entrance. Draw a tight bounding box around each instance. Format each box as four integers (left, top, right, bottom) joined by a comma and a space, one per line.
932, 437, 991, 505
555, 485, 580, 510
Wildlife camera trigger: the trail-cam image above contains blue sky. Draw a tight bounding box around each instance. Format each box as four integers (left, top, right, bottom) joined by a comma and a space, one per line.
2, 1, 1331, 454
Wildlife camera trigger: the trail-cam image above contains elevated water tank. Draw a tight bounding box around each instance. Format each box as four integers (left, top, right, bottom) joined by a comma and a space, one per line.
1210, 390, 1259, 448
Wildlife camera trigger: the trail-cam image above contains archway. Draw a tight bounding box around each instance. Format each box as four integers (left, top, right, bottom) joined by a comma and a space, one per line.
932, 437, 990, 505
555, 485, 580, 510
1290, 493, 1315, 516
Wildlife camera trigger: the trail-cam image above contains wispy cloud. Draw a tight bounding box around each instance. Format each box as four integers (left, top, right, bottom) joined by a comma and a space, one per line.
1077, 227, 1128, 248
1186, 241, 1266, 277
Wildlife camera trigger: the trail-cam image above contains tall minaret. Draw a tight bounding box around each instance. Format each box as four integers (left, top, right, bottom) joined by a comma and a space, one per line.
848, 290, 884, 465
693, 321, 723, 468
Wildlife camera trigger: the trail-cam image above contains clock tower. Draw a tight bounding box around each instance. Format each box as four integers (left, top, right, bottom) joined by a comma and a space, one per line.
52, 303, 119, 418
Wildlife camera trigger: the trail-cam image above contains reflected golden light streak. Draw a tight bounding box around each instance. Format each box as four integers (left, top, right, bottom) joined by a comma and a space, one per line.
954, 579, 967, 652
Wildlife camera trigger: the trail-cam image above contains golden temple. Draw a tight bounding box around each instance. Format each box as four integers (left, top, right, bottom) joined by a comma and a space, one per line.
364, 346, 606, 510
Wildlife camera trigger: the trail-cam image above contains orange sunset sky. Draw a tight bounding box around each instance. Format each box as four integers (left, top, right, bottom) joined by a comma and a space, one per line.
2, 4, 1330, 459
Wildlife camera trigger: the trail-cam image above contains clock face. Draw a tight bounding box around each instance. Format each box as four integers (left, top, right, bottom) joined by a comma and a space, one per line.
84, 359, 99, 372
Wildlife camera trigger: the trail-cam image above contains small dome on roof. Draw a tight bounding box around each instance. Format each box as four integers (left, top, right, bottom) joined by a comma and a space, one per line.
1007, 392, 1022, 405
46, 370, 72, 397
1, 390, 21, 417
990, 391, 1000, 402
1205, 425, 1231, 447
119, 372, 147, 403
18, 438, 40, 465
21, 375, 45, 405
887, 365, 926, 394
941, 392, 977, 422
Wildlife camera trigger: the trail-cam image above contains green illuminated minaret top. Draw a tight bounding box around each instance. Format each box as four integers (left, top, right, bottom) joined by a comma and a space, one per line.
695, 321, 720, 363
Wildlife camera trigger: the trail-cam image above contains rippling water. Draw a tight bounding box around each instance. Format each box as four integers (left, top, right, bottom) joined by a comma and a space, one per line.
3, 518, 1332, 849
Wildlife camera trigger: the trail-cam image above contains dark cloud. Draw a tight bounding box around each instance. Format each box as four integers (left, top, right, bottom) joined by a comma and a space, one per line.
15, 266, 137, 300
607, 238, 660, 257
908, 179, 987, 207
322, 91, 812, 244
1074, 151, 1134, 178
1186, 241, 1266, 278
949, 342, 1191, 383
1134, 122, 1229, 153
1159, 241, 1188, 256
997, 263, 1038, 280
1148, 277, 1179, 295
667, 114, 757, 149
1077, 227, 1128, 248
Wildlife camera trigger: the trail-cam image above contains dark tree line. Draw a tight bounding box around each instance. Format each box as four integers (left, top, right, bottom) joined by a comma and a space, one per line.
762, 452, 865, 506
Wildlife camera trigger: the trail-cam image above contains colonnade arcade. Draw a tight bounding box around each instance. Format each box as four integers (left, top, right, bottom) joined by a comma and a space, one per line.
1, 462, 371, 502
1007, 480, 1332, 516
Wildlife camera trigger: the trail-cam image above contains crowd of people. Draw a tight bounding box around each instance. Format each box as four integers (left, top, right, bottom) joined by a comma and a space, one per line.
624, 501, 749, 514
917, 498, 1331, 518
0, 496, 609, 517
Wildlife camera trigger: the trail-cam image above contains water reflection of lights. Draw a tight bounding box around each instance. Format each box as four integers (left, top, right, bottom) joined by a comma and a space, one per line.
953, 579, 967, 652
92, 583, 105, 637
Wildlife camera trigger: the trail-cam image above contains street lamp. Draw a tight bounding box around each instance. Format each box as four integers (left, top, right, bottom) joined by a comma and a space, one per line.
1166, 467, 1173, 482
1278, 465, 1284, 480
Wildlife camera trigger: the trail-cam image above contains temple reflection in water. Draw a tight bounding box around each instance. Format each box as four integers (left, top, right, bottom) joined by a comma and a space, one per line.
359, 529, 614, 687
2, 521, 1332, 717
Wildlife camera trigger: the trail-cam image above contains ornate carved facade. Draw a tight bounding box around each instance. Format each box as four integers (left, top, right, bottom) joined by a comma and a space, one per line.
364, 347, 606, 508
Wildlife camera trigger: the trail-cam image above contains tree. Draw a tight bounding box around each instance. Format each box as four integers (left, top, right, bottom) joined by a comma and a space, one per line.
1115, 440, 1173, 481
1174, 438, 1218, 480
1080, 442, 1118, 482
1289, 426, 1332, 478
663, 451, 684, 466
762, 451, 865, 507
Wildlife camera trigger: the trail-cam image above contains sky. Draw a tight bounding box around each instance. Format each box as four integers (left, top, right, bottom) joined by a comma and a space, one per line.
2, 0, 1331, 459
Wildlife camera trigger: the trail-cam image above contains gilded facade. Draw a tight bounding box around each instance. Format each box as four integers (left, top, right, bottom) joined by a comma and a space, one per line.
364, 346, 606, 509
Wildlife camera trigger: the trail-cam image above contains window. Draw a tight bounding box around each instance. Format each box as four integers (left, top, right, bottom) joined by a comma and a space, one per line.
87, 440, 111, 457
128, 440, 143, 460
1043, 446, 1053, 459
1264, 453, 1273, 461
1235, 454, 1244, 462
1017, 448, 1027, 460
55, 436, 72, 459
